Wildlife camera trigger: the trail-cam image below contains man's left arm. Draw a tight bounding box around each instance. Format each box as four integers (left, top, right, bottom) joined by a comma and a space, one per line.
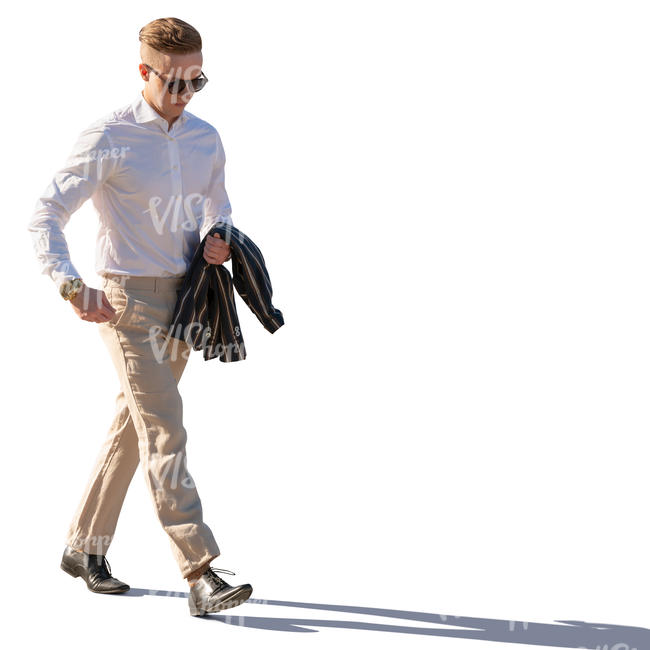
200, 129, 233, 265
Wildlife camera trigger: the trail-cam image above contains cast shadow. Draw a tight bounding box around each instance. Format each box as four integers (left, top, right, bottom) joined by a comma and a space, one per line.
124, 588, 647, 648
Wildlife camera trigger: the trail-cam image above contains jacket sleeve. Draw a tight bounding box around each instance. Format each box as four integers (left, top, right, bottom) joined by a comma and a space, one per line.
27, 122, 120, 293
199, 128, 233, 241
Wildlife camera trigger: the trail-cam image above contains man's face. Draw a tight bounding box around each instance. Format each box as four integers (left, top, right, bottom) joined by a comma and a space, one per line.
139, 51, 204, 117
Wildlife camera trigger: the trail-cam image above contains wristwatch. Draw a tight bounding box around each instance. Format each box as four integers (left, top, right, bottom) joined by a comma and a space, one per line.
60, 277, 84, 301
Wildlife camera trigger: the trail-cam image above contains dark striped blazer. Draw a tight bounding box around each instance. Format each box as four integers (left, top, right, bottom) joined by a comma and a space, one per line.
168, 223, 284, 361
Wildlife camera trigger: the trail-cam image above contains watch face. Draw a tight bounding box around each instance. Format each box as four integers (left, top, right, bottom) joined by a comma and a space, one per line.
61, 279, 81, 299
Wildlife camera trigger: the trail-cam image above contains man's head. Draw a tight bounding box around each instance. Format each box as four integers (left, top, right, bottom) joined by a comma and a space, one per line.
138, 17, 205, 121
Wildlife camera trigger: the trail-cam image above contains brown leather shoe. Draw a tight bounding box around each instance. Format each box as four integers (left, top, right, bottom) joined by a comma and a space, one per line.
60, 545, 130, 594
188, 566, 252, 616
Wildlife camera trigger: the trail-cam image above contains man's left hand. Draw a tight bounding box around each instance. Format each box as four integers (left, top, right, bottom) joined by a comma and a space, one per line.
203, 233, 231, 265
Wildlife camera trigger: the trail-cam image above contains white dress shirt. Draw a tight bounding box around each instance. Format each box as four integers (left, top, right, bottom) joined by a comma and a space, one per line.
28, 90, 233, 293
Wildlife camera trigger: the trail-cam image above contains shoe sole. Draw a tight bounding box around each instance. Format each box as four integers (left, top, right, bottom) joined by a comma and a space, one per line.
61, 560, 130, 594
188, 585, 253, 617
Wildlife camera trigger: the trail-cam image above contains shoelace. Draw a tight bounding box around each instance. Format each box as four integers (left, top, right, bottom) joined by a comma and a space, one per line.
91, 555, 112, 577
205, 567, 236, 595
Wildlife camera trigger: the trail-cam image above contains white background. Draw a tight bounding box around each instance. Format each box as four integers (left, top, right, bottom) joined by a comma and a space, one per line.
5, 1, 649, 648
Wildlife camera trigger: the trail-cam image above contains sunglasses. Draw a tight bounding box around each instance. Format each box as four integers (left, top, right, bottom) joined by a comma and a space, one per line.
143, 64, 209, 94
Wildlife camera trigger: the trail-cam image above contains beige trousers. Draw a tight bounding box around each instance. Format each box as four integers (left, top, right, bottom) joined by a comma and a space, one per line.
64, 274, 220, 579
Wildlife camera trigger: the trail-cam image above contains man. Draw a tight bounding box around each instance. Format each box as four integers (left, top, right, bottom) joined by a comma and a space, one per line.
27, 17, 252, 617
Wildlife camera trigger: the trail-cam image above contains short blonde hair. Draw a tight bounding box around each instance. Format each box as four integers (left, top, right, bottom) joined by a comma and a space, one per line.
138, 17, 202, 54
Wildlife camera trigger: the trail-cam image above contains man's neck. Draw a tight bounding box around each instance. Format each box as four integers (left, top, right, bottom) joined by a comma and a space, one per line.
141, 90, 177, 131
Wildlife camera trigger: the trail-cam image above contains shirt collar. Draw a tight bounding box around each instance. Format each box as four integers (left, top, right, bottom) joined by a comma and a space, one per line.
132, 91, 190, 133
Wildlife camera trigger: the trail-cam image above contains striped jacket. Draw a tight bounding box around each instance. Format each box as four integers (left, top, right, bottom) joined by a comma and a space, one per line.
168, 223, 284, 361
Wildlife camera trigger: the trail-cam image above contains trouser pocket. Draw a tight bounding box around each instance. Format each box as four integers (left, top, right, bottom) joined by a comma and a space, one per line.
107, 285, 134, 328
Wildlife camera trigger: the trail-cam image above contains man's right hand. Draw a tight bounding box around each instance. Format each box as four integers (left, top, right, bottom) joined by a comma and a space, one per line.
69, 283, 117, 323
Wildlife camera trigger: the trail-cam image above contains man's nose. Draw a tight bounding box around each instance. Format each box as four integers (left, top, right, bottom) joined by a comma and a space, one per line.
176, 85, 195, 103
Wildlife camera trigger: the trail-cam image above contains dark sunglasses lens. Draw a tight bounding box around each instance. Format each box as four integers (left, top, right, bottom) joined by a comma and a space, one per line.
169, 79, 185, 94
190, 76, 207, 92
168, 75, 207, 94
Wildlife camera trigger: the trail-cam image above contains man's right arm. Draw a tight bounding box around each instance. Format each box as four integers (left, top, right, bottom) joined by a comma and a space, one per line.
27, 121, 120, 295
